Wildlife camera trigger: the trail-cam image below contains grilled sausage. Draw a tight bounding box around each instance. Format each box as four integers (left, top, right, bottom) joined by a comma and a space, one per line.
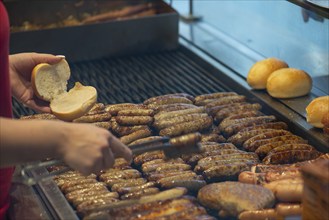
228, 129, 284, 148
65, 188, 109, 203
276, 203, 302, 217
73, 112, 111, 123
63, 182, 107, 194
238, 209, 278, 220
198, 142, 237, 152
154, 107, 205, 121
222, 115, 276, 135
111, 119, 148, 136
71, 192, 119, 207
268, 144, 316, 154
243, 130, 292, 151
116, 182, 157, 195
201, 134, 226, 143
112, 158, 132, 169
153, 113, 209, 130
246, 135, 306, 153
115, 116, 153, 126
142, 159, 185, 173
219, 111, 264, 129
77, 197, 119, 216
154, 163, 191, 173
238, 121, 288, 133
157, 172, 198, 185
159, 117, 213, 137
160, 177, 207, 191
194, 92, 237, 103
88, 103, 105, 114
197, 153, 259, 170
263, 178, 303, 202
100, 169, 141, 179
120, 187, 160, 200
195, 158, 258, 173
255, 140, 309, 159
205, 95, 246, 108
133, 150, 166, 165
20, 113, 58, 120
210, 103, 261, 118
90, 121, 111, 130
60, 178, 97, 191
117, 108, 154, 116
186, 149, 247, 166
156, 207, 209, 220
152, 103, 198, 114
263, 150, 322, 164
110, 178, 148, 192
147, 97, 193, 108
128, 136, 164, 146
54, 175, 97, 188
144, 93, 194, 105
102, 177, 147, 188
105, 103, 146, 115
146, 170, 196, 182
202, 163, 252, 181
120, 128, 152, 145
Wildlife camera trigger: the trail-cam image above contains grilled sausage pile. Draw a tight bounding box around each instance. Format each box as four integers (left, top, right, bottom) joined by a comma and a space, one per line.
20, 92, 327, 219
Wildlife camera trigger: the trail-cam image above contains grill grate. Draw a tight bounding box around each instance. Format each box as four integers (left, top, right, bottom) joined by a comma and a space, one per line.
13, 48, 230, 118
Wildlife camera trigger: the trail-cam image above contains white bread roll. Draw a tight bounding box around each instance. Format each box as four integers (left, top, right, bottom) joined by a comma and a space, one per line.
266, 68, 312, 98
31, 59, 97, 121
306, 96, 329, 128
247, 58, 288, 89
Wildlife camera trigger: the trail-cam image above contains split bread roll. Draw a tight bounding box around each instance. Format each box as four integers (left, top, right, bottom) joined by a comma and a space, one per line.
266, 68, 312, 98
31, 59, 97, 121
247, 58, 288, 89
306, 96, 329, 128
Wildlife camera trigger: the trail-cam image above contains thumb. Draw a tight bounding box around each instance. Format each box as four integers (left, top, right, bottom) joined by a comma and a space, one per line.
31, 53, 65, 65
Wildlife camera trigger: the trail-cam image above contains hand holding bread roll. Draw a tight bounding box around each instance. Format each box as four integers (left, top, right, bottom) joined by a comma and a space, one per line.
306, 96, 329, 128
247, 58, 288, 89
31, 59, 97, 121
266, 68, 312, 98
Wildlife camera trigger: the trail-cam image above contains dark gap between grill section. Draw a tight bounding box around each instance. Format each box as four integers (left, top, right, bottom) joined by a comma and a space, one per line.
13, 48, 231, 118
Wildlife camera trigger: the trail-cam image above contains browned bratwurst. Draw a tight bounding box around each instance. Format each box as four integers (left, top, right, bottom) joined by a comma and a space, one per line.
153, 113, 209, 130
154, 107, 205, 121
73, 112, 111, 123
243, 130, 292, 151
111, 119, 148, 136
205, 95, 246, 108
194, 92, 237, 103
228, 129, 285, 147
222, 115, 277, 136
255, 139, 309, 158
115, 115, 153, 126
245, 135, 306, 152
159, 117, 213, 137
120, 128, 152, 145
218, 110, 263, 126
147, 96, 193, 108
143, 93, 194, 105
152, 103, 198, 114
117, 108, 154, 116
263, 149, 322, 164
238, 121, 288, 133
105, 103, 147, 115
210, 103, 261, 118
200, 133, 226, 143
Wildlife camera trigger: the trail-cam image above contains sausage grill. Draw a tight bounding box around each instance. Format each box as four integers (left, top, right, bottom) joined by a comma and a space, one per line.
8, 1, 329, 220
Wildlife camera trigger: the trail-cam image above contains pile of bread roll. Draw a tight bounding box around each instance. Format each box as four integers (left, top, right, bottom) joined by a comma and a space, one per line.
247, 58, 312, 98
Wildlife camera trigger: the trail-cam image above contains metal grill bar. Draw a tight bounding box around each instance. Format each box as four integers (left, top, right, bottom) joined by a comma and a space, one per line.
13, 48, 230, 118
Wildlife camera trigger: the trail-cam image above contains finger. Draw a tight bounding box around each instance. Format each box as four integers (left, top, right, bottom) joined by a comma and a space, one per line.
30, 53, 65, 65
102, 147, 115, 170
108, 134, 133, 162
92, 155, 103, 175
24, 99, 51, 113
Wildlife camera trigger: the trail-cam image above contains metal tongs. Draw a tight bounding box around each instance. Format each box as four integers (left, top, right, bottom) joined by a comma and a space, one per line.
16, 133, 202, 186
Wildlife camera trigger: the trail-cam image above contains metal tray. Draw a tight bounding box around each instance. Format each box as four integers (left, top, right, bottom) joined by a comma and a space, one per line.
6, 0, 179, 62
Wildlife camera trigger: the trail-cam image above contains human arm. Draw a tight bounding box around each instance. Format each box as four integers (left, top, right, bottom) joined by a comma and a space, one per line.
0, 117, 132, 175
9, 53, 64, 113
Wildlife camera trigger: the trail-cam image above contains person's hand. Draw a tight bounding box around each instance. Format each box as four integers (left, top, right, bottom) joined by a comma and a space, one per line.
56, 122, 132, 175
9, 53, 65, 113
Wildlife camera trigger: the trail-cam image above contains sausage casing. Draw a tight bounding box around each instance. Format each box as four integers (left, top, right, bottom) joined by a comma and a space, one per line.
159, 116, 213, 137
219, 110, 264, 129
120, 128, 152, 145
205, 95, 246, 108
115, 116, 153, 126
194, 92, 237, 103
105, 103, 146, 115
238, 122, 288, 133
211, 103, 261, 119
117, 108, 154, 116
202, 163, 252, 181
153, 113, 209, 130
144, 93, 194, 105
263, 150, 322, 164
243, 130, 292, 151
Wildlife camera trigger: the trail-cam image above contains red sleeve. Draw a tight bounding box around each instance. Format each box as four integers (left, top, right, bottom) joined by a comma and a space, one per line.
0, 3, 15, 220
